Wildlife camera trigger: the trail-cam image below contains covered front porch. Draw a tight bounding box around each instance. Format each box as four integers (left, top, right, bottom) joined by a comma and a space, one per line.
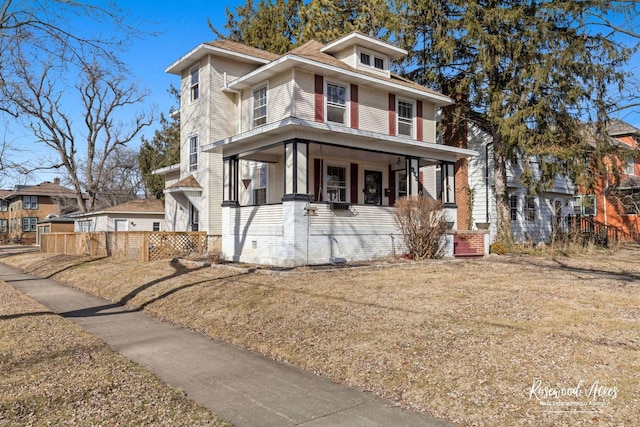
214, 134, 471, 266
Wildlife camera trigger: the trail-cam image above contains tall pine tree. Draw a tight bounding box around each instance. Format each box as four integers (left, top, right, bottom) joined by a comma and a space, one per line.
398, 0, 639, 243
139, 112, 180, 200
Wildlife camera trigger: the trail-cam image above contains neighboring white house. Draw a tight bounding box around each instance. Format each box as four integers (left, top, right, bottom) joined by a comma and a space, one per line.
74, 199, 165, 233
467, 121, 575, 244
156, 32, 477, 266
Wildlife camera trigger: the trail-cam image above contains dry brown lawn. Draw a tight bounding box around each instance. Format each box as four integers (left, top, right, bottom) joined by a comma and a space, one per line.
0, 277, 228, 426
2, 247, 639, 426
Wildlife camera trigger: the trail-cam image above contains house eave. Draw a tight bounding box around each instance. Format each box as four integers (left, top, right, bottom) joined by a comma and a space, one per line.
203, 117, 477, 160
152, 163, 180, 175
319, 32, 408, 60
226, 55, 454, 106
165, 43, 272, 75
164, 187, 203, 195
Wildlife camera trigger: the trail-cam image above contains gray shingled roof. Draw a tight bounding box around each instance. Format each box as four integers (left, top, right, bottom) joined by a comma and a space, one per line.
205, 39, 280, 62
607, 119, 640, 138
3, 181, 77, 200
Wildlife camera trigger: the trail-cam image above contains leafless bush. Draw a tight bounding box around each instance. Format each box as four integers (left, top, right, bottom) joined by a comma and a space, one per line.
394, 196, 448, 259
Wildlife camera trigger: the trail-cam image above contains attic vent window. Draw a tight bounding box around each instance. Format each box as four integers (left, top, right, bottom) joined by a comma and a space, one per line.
374, 57, 384, 70
360, 52, 370, 66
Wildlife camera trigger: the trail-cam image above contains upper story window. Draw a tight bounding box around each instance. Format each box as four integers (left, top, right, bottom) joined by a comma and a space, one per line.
374, 57, 384, 70
190, 66, 199, 101
397, 100, 414, 137
189, 136, 198, 171
23, 195, 38, 210
253, 85, 267, 127
360, 52, 371, 66
326, 82, 347, 125
625, 158, 635, 175
0, 200, 7, 212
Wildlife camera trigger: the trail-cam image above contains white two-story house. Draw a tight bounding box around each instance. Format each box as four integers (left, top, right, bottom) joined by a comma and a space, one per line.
156, 32, 476, 266
467, 120, 575, 244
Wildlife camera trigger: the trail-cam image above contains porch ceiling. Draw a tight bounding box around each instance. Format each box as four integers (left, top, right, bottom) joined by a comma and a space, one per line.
203, 117, 477, 162
236, 143, 440, 167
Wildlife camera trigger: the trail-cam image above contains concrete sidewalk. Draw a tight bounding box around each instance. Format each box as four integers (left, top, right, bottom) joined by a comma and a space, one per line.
0, 257, 455, 427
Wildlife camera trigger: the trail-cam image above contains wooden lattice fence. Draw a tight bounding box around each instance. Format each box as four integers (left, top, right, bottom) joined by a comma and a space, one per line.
40, 232, 207, 262
146, 232, 206, 261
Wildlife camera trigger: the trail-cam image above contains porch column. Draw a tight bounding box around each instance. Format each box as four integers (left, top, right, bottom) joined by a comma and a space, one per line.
407, 157, 420, 196
283, 139, 310, 201
222, 155, 239, 206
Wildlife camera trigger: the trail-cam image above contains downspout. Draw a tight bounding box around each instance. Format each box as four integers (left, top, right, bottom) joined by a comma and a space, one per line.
485, 141, 493, 224
604, 164, 608, 226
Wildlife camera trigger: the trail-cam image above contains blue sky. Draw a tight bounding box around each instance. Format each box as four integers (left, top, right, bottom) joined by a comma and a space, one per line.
123, 0, 229, 119
7, 0, 640, 184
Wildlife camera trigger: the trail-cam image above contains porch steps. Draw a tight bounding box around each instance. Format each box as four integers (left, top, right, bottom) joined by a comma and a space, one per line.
453, 234, 484, 258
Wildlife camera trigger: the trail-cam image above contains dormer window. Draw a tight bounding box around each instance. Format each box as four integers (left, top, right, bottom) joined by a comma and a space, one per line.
358, 48, 387, 72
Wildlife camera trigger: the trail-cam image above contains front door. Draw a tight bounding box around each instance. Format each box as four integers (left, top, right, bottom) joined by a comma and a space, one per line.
364, 170, 383, 205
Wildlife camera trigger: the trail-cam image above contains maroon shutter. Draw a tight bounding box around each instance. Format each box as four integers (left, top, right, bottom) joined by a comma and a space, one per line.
350, 163, 358, 204
388, 165, 396, 206
314, 74, 324, 123
416, 100, 423, 141
350, 84, 359, 129
388, 93, 396, 136
314, 158, 323, 201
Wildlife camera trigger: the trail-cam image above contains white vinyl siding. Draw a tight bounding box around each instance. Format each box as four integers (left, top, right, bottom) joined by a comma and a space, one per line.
269, 72, 292, 123
358, 87, 388, 135
294, 70, 315, 121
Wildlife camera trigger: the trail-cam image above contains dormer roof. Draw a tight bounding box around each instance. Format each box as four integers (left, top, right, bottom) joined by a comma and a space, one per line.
225, 39, 452, 106
319, 32, 407, 60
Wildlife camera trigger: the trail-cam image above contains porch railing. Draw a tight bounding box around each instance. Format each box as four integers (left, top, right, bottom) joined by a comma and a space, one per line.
563, 215, 639, 245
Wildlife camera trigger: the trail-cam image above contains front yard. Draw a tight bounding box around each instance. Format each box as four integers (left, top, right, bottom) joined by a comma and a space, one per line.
2, 247, 639, 426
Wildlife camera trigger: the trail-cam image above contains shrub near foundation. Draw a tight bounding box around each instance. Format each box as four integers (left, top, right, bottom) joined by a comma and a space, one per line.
394, 196, 448, 259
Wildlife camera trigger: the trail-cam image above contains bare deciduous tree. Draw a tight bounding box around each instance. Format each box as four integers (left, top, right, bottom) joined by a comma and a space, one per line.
96, 146, 145, 208
5, 59, 153, 211
0, 0, 150, 194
